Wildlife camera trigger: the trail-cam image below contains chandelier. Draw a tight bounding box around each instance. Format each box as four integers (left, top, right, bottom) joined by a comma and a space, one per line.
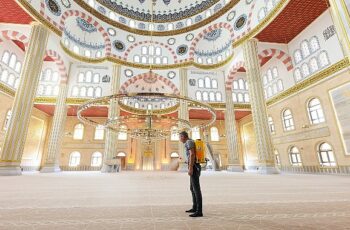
77, 93, 216, 143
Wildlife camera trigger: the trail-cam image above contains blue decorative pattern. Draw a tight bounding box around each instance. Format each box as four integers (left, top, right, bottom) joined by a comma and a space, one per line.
203, 29, 222, 41
76, 18, 97, 33
97, 0, 219, 22
194, 41, 231, 57
63, 29, 105, 49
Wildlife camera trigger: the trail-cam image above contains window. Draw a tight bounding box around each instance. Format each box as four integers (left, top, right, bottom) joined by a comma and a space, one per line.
268, 116, 275, 134
134, 102, 139, 108
307, 98, 325, 124
263, 75, 268, 85
95, 87, 102, 97
93, 74, 100, 83
73, 45, 80, 54
73, 124, 84, 140
319, 51, 329, 67
233, 81, 239, 90
196, 91, 202, 101
210, 127, 219, 141
318, 142, 336, 167
134, 55, 140, 63
85, 71, 92, 82
142, 46, 148, 55
118, 125, 128, 140
170, 126, 179, 141
237, 93, 243, 103
289, 146, 302, 166
191, 127, 200, 140
117, 152, 126, 157
80, 87, 87, 97
198, 79, 204, 88
69, 152, 81, 167
209, 92, 215, 101
53, 86, 59, 96
87, 87, 94, 97
232, 92, 237, 102
7, 74, 15, 86
212, 79, 218, 89
244, 93, 249, 103
15, 62, 21, 73
301, 40, 310, 57
267, 70, 273, 82
94, 125, 104, 140
84, 50, 91, 57
9, 54, 16, 69
216, 92, 222, 102
78, 73, 84, 82
205, 77, 211, 88
277, 80, 283, 92
3, 110, 12, 131
168, 23, 174, 30
1, 51, 10, 64
72, 86, 79, 96
272, 67, 278, 78
294, 50, 302, 64
52, 72, 59, 82
301, 63, 310, 77
202, 92, 209, 101
294, 68, 302, 82
1, 70, 8, 82
170, 152, 179, 158
309, 58, 319, 73
282, 109, 295, 131
38, 85, 44, 95
91, 152, 103, 167
197, 57, 203, 64
238, 79, 245, 89
258, 7, 266, 21
310, 36, 320, 53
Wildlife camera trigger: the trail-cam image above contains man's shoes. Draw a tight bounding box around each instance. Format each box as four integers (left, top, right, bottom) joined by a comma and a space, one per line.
185, 209, 196, 213
189, 212, 203, 217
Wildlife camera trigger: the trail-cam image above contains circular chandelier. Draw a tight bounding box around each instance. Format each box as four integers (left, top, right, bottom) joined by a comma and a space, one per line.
77, 92, 216, 143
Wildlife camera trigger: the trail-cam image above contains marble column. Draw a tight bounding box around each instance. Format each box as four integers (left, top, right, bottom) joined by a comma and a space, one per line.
225, 90, 243, 172
178, 68, 189, 172
242, 39, 279, 174
0, 22, 50, 176
40, 82, 69, 173
329, 0, 350, 58
101, 65, 121, 173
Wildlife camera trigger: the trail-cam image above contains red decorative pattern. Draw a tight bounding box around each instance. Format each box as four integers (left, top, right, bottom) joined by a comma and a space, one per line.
45, 50, 68, 83
0, 30, 29, 49
225, 61, 246, 90
119, 72, 179, 95
189, 22, 235, 59
258, 48, 293, 71
123, 41, 178, 63
0, 0, 33, 24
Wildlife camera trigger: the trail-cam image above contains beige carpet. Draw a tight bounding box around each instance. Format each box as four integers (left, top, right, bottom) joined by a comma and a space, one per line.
0, 171, 350, 229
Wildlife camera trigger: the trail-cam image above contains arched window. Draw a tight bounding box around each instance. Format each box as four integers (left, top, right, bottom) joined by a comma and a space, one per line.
141, 46, 148, 55
209, 92, 215, 101
85, 71, 92, 83
186, 18, 192, 26
7, 74, 15, 86
294, 68, 302, 82
232, 92, 237, 102
309, 36, 320, 53
267, 86, 272, 98
263, 75, 268, 85
210, 127, 219, 141
14, 78, 20, 89
94, 125, 104, 140
245, 81, 249, 90
318, 142, 336, 167
162, 57, 168, 64
134, 55, 140, 63
78, 73, 84, 82
129, 20, 136, 28
309, 58, 319, 73
147, 104, 152, 110
294, 50, 302, 64
1, 70, 8, 82
191, 127, 200, 140
197, 57, 203, 64
277, 79, 284, 92
45, 69, 52, 82
141, 56, 147, 64
38, 85, 44, 95
266, 0, 276, 11
216, 92, 222, 101
238, 79, 245, 89
73, 124, 84, 140
301, 63, 310, 77
69, 152, 81, 167
237, 93, 243, 103
96, 51, 102, 58
207, 58, 213, 64
282, 109, 295, 131
272, 67, 278, 78
91, 152, 103, 167
198, 79, 204, 88
202, 92, 209, 101
272, 83, 278, 95
3, 110, 12, 131
307, 98, 325, 124
212, 79, 218, 89
118, 125, 128, 140
289, 146, 302, 166
52, 72, 59, 82
72, 86, 79, 97
267, 69, 273, 82
155, 47, 162, 56
87, 87, 94, 97
84, 50, 91, 57
9, 54, 16, 69
268, 116, 275, 134
80, 87, 87, 97
117, 152, 126, 157
196, 91, 202, 101
258, 7, 267, 21
244, 93, 250, 103
233, 81, 239, 90
301, 40, 310, 58
170, 126, 179, 141
1, 51, 10, 64
168, 23, 174, 30
134, 102, 139, 108
319, 51, 329, 67
15, 62, 21, 73
93, 74, 100, 83
95, 87, 102, 97
205, 77, 211, 88
73, 45, 80, 54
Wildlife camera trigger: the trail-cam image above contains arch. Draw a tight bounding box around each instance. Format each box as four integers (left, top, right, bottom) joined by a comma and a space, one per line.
190, 22, 235, 59
0, 30, 29, 49
123, 41, 178, 63
231, 2, 257, 43
119, 71, 180, 95
258, 48, 293, 71
59, 10, 111, 55
225, 61, 246, 90
45, 50, 68, 83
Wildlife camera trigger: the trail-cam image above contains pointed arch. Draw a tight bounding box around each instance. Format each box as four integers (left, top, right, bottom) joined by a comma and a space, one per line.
45, 50, 68, 83
258, 48, 293, 71
225, 61, 246, 91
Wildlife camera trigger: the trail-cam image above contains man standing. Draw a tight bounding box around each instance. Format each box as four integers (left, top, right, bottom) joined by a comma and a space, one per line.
179, 131, 203, 217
